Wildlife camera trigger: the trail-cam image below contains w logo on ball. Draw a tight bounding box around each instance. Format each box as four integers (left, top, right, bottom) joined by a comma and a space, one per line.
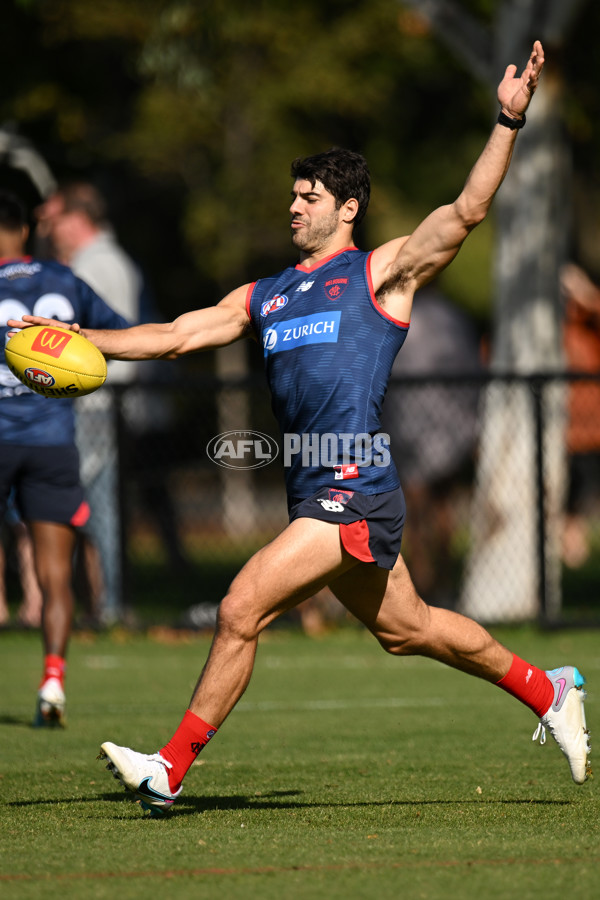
31, 327, 73, 359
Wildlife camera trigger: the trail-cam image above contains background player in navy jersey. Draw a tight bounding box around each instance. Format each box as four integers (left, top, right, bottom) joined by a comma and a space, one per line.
0, 190, 130, 726
11, 41, 591, 812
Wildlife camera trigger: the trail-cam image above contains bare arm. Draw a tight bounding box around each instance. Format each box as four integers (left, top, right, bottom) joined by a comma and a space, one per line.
561, 263, 600, 315
8, 284, 254, 360
370, 40, 544, 321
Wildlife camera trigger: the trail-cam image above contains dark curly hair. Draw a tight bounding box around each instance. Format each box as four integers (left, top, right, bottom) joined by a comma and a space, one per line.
0, 189, 28, 231
290, 148, 370, 228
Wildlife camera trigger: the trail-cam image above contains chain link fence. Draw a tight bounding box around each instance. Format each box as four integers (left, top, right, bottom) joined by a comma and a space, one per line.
7, 371, 596, 629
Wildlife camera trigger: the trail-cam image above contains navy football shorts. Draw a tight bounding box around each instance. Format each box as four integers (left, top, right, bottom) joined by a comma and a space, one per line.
288, 485, 406, 570
0, 443, 90, 527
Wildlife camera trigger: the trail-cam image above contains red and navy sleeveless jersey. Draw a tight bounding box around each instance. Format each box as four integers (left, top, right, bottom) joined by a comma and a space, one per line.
247, 247, 409, 498
0, 257, 130, 446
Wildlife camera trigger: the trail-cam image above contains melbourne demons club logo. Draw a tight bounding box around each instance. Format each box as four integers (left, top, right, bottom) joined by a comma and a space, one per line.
261, 294, 289, 317
324, 277, 349, 301
30, 327, 73, 358
327, 489, 354, 504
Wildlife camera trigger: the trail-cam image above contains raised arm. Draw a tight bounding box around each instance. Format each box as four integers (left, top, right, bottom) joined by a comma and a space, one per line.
370, 40, 544, 322
8, 283, 254, 360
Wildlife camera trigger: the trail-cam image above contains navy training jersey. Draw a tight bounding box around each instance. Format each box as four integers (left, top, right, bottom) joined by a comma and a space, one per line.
248, 247, 409, 497
0, 257, 130, 446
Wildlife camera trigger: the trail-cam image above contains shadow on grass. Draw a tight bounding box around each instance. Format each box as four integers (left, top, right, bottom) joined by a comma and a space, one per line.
175, 795, 576, 817
0, 714, 71, 730
0, 715, 33, 727
8, 789, 575, 816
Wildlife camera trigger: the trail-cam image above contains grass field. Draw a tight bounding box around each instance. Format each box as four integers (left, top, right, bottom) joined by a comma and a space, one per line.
1, 624, 598, 899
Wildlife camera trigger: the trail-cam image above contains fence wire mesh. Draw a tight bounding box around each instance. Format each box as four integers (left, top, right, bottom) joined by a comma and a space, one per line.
4, 372, 600, 629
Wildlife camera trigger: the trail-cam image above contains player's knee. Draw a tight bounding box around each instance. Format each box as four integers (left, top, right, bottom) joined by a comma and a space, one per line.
216, 590, 263, 643
377, 632, 421, 656
35, 561, 71, 597
374, 605, 432, 656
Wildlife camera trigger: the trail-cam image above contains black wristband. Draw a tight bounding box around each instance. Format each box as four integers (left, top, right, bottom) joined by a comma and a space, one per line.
497, 111, 526, 130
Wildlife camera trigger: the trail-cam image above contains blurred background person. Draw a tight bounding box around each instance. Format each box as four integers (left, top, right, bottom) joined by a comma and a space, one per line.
0, 496, 43, 628
382, 285, 484, 607
0, 188, 129, 723
560, 262, 600, 568
36, 181, 143, 625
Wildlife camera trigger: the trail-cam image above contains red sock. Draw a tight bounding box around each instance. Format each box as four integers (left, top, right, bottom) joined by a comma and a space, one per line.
496, 654, 553, 717
41, 654, 66, 688
160, 710, 217, 792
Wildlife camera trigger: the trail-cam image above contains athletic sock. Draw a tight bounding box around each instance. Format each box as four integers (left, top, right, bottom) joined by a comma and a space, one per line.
496, 654, 554, 718
159, 709, 217, 792
41, 654, 66, 688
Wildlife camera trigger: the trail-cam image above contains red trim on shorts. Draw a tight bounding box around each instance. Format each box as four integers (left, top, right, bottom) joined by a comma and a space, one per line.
340, 519, 375, 563
70, 501, 91, 528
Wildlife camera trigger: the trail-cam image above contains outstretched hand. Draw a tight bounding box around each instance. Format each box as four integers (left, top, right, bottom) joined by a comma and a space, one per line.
497, 40, 544, 119
6, 314, 81, 339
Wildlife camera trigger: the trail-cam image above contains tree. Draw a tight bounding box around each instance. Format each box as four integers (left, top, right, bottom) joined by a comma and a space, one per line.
401, 0, 588, 621
2, 0, 494, 537
4, 0, 598, 583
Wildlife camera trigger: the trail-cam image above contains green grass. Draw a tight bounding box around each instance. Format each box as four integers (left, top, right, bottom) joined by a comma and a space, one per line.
1, 626, 599, 899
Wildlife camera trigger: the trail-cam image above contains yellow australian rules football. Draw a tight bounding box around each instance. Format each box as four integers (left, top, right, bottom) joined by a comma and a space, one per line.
5, 324, 107, 398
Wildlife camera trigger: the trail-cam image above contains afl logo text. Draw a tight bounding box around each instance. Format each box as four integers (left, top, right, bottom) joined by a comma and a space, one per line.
261, 295, 288, 317
206, 430, 279, 470
24, 367, 55, 387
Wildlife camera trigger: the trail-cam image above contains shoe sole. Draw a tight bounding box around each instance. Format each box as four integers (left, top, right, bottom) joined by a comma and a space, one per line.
33, 703, 66, 728
571, 686, 592, 784
544, 682, 592, 784
98, 742, 174, 816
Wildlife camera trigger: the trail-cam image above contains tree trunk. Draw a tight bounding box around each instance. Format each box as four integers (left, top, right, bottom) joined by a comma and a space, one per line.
459, 71, 571, 622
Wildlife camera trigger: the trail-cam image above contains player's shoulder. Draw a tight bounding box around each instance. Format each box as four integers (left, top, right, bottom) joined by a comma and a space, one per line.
6, 257, 76, 279
0, 257, 78, 291
0, 257, 43, 280
255, 262, 296, 285
40, 257, 82, 280
247, 265, 296, 307
371, 236, 411, 267
368, 236, 412, 290
34, 258, 107, 299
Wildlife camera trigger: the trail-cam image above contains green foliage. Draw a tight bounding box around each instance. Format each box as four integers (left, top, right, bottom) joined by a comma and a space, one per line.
2, 0, 495, 310
2, 1, 599, 315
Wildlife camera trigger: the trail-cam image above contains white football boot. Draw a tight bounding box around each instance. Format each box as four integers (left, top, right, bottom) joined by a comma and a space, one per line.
99, 741, 181, 815
532, 666, 591, 784
34, 677, 66, 727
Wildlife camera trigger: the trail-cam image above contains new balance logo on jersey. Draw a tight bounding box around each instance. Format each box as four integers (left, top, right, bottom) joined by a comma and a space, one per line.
296, 280, 314, 293
316, 498, 345, 513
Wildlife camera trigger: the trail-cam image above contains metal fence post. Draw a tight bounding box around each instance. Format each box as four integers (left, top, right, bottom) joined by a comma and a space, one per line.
113, 385, 129, 620
530, 377, 548, 624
